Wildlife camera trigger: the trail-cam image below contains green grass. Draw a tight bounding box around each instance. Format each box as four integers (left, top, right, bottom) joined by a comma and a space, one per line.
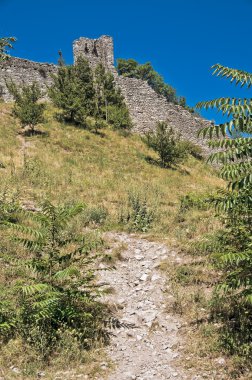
0, 102, 225, 379
0, 102, 223, 244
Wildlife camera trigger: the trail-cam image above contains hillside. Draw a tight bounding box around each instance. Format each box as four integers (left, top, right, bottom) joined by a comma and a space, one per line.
0, 103, 221, 242
1, 101, 251, 380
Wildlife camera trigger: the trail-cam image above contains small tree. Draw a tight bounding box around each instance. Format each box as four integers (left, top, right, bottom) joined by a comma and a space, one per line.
196, 64, 252, 359
3, 201, 112, 359
6, 81, 45, 133
144, 121, 188, 167
0, 36, 16, 62
49, 57, 95, 126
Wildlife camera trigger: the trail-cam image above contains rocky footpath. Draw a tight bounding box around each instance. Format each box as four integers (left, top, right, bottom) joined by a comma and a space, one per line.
98, 233, 190, 380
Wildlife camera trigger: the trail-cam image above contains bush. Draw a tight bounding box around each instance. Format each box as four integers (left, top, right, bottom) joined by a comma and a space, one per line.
6, 81, 45, 133
107, 104, 132, 132
179, 140, 204, 160
82, 205, 108, 226
49, 59, 132, 133
119, 191, 154, 232
49, 57, 95, 126
0, 201, 112, 360
144, 121, 188, 167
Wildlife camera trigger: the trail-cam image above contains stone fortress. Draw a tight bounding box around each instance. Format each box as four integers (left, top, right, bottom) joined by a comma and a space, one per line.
0, 35, 211, 149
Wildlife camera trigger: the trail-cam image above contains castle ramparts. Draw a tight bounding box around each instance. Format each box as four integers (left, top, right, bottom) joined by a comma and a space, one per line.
0, 35, 211, 150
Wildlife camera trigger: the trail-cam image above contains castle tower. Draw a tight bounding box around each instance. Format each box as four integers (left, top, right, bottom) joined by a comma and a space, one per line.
73, 35, 115, 72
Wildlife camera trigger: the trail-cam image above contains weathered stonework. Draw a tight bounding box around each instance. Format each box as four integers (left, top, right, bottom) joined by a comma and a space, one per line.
0, 57, 57, 101
73, 35, 115, 72
0, 35, 212, 151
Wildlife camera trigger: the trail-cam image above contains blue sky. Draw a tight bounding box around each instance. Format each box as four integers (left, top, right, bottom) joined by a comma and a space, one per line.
1, 0, 251, 123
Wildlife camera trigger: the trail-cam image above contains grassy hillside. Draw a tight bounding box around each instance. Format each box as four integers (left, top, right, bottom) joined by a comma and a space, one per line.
4, 104, 251, 379
0, 103, 222, 246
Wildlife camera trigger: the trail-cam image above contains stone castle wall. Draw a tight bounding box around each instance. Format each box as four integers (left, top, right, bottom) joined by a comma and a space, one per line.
73, 35, 115, 72
0, 57, 57, 101
0, 35, 212, 151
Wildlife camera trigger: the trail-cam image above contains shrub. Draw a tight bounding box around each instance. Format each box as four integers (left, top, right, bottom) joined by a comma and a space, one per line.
107, 104, 132, 132
0, 36, 16, 62
6, 81, 45, 133
197, 64, 252, 363
119, 191, 154, 232
0, 201, 112, 360
49, 57, 95, 126
144, 121, 188, 167
179, 140, 204, 160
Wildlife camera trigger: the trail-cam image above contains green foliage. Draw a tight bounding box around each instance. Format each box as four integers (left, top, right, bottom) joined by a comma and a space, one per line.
144, 121, 188, 167
0, 190, 20, 224
0, 201, 112, 359
119, 191, 154, 232
94, 63, 124, 116
179, 140, 204, 160
81, 205, 108, 226
6, 81, 45, 133
94, 63, 132, 131
106, 104, 132, 132
197, 63, 252, 360
49, 57, 95, 126
196, 64, 252, 191
179, 192, 210, 213
49, 59, 132, 132
0, 37, 16, 62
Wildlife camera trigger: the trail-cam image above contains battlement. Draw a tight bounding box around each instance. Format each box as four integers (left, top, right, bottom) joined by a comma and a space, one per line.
73, 35, 115, 71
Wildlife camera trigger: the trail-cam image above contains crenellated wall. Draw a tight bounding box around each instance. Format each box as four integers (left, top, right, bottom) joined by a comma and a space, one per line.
0, 35, 212, 151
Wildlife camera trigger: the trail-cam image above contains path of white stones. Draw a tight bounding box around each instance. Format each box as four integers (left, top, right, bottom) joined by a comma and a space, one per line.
98, 233, 193, 380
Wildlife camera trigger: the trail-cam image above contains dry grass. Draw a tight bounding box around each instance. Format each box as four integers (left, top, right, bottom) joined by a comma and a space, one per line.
0, 102, 223, 242
0, 102, 226, 378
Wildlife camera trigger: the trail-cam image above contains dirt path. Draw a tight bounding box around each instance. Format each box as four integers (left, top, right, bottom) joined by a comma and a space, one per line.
99, 233, 191, 380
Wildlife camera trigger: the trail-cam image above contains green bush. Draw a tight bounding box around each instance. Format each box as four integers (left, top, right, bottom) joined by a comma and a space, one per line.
144, 121, 188, 167
49, 57, 95, 126
179, 140, 204, 160
82, 205, 108, 226
107, 104, 132, 132
119, 192, 154, 232
0, 201, 112, 360
6, 81, 45, 133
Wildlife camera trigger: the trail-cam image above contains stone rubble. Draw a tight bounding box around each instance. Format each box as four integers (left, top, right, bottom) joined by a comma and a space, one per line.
98, 233, 190, 380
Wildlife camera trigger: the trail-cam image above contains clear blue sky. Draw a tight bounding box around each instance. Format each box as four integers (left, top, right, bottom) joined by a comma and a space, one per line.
1, 0, 251, 123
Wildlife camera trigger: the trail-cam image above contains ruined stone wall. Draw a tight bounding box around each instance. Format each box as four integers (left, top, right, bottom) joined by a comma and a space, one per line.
73, 35, 115, 72
116, 75, 211, 151
72, 36, 212, 151
0, 36, 212, 152
0, 57, 57, 101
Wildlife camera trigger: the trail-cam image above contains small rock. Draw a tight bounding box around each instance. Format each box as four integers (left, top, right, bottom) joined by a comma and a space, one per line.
135, 254, 144, 260
10, 366, 20, 374
151, 274, 161, 282
215, 357, 226, 366
37, 372, 46, 378
139, 273, 148, 281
